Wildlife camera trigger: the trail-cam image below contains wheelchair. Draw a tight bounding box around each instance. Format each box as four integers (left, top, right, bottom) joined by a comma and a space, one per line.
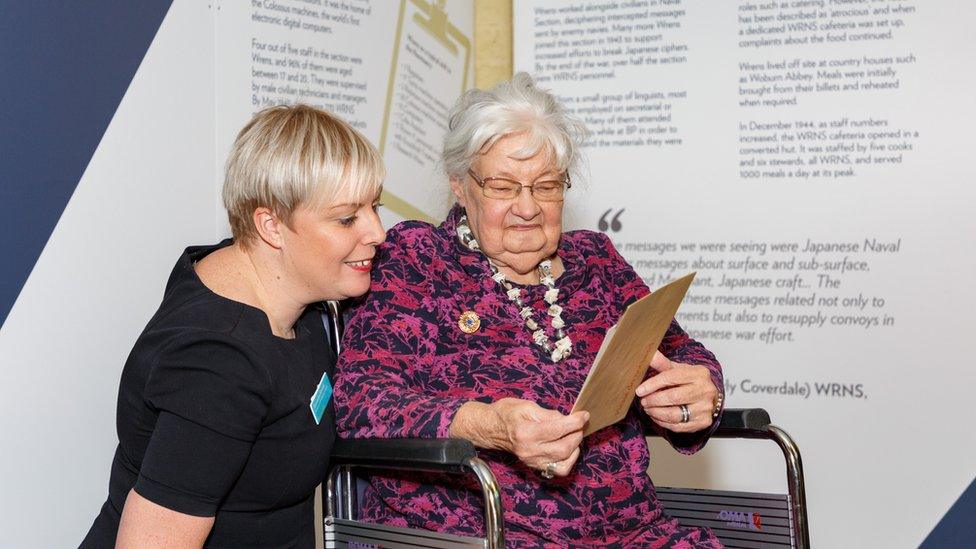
320, 304, 809, 548
323, 408, 807, 548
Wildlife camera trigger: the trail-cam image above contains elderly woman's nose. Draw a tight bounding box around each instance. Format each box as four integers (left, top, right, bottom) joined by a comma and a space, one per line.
512, 186, 542, 218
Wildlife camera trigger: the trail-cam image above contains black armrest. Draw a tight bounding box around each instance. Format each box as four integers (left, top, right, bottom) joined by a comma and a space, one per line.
331, 438, 477, 474
715, 407, 771, 435
645, 407, 772, 439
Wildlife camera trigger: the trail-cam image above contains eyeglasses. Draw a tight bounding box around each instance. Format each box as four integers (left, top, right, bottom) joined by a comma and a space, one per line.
467, 170, 571, 202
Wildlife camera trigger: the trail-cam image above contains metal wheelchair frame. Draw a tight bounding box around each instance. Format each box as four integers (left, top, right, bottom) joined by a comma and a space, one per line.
657, 408, 810, 548
323, 408, 808, 549
321, 302, 808, 548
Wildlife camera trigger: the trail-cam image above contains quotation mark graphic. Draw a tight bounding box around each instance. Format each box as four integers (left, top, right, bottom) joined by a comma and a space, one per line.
598, 208, 625, 232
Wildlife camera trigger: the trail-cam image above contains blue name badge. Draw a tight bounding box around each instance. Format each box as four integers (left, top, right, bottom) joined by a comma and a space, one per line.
309, 371, 333, 425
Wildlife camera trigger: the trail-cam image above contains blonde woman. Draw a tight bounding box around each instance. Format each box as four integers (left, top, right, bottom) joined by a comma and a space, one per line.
81, 105, 385, 548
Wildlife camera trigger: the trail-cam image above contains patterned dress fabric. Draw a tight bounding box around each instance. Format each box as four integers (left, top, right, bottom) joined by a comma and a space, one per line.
336, 205, 724, 548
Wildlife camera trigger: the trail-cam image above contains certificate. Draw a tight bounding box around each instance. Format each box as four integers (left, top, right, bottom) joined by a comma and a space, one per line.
571, 272, 697, 436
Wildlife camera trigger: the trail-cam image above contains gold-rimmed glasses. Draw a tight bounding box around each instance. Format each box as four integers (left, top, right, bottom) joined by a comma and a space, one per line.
467, 170, 571, 202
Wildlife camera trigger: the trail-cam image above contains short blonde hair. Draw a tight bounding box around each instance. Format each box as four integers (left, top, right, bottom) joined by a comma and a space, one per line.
223, 104, 385, 244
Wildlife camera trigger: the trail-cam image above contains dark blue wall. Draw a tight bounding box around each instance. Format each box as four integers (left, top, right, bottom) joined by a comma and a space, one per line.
0, 1, 172, 327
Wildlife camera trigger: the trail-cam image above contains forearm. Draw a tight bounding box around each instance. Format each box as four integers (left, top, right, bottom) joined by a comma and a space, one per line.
448, 400, 509, 451
117, 489, 213, 549
662, 324, 721, 372
336, 345, 479, 439
338, 387, 470, 439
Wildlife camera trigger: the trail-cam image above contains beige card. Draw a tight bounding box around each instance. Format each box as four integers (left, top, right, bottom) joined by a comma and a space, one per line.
571, 272, 697, 436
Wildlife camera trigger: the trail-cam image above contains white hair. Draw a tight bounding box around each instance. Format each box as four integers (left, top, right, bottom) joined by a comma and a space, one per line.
442, 72, 588, 180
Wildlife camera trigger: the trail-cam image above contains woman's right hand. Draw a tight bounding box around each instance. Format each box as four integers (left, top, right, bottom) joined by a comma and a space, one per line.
451, 398, 589, 477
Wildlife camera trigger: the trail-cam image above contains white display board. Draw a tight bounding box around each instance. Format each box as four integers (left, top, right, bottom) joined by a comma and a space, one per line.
514, 1, 974, 546
216, 0, 474, 229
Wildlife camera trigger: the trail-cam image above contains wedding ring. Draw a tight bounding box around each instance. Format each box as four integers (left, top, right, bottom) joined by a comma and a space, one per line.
540, 462, 556, 480
679, 404, 691, 423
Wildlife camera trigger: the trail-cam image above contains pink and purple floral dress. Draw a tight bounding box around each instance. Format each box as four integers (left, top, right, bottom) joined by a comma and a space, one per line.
335, 206, 724, 548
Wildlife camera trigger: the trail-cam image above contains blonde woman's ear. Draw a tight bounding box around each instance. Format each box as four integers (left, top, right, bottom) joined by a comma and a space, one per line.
252, 207, 285, 249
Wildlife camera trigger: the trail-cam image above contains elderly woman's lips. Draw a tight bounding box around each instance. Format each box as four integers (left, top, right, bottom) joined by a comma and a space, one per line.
508, 224, 541, 231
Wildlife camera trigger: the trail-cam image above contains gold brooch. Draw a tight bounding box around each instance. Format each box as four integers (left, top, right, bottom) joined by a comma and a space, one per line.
458, 311, 481, 334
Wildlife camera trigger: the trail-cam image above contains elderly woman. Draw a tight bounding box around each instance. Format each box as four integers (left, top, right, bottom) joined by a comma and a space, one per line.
81, 105, 385, 548
335, 74, 724, 547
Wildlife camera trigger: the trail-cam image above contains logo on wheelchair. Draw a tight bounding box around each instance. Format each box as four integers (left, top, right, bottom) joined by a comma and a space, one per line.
718, 509, 763, 531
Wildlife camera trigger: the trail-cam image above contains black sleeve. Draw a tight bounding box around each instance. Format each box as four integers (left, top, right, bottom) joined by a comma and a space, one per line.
135, 335, 271, 516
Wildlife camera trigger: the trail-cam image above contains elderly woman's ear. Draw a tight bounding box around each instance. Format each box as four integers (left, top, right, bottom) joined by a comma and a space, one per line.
449, 175, 468, 207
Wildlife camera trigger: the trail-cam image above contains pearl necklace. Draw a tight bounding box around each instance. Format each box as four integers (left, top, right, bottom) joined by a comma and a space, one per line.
456, 215, 573, 362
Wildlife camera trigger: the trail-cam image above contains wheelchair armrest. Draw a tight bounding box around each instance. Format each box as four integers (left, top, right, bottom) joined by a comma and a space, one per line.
331, 437, 478, 474
328, 438, 505, 546
714, 407, 771, 436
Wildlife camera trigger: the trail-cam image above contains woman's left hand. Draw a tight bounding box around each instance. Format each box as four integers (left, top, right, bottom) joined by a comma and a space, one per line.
635, 351, 720, 433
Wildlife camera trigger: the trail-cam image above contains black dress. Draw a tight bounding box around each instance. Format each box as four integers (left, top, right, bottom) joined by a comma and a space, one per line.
81, 240, 336, 548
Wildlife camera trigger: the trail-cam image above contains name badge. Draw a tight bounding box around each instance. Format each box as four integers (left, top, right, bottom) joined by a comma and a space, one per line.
309, 371, 333, 425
